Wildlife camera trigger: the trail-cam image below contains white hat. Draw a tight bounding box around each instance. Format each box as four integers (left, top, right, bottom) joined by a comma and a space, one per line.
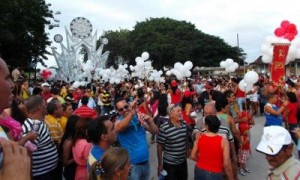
256, 126, 292, 155
41, 82, 51, 87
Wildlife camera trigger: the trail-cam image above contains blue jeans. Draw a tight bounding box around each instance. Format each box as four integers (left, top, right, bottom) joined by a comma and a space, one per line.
194, 167, 224, 180
236, 97, 246, 111
129, 161, 150, 180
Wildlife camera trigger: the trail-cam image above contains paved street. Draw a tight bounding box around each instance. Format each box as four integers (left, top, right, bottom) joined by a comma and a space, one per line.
146, 115, 299, 180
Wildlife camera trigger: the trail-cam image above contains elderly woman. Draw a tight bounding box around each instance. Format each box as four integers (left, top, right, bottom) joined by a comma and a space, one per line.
191, 115, 233, 180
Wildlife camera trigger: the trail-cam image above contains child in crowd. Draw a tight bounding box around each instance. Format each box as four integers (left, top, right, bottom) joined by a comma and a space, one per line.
238, 125, 252, 176
238, 101, 254, 176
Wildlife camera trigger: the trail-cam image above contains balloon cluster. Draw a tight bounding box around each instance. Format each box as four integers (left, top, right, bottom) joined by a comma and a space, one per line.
274, 20, 298, 41
166, 61, 193, 80
130, 52, 152, 79
148, 70, 165, 83
40, 69, 52, 80
219, 58, 239, 72
238, 71, 259, 92
261, 20, 300, 64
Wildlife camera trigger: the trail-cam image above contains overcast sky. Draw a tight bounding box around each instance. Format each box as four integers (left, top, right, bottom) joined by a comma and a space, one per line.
44, 0, 300, 67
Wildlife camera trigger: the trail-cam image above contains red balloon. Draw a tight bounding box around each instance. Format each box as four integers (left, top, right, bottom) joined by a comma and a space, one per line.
281, 20, 290, 28
286, 23, 297, 34
274, 27, 285, 37
284, 33, 295, 41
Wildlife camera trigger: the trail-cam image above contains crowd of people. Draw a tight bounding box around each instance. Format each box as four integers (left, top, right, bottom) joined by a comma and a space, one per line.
0, 55, 300, 180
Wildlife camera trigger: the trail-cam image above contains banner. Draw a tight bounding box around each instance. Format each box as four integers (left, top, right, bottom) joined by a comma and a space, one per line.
271, 43, 290, 85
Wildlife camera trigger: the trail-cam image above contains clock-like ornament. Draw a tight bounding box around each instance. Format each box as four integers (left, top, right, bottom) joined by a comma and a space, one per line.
54, 34, 63, 43
70, 17, 93, 39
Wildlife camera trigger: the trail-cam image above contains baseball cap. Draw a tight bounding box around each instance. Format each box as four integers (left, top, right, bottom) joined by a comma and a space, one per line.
41, 82, 51, 87
171, 80, 177, 87
256, 126, 292, 155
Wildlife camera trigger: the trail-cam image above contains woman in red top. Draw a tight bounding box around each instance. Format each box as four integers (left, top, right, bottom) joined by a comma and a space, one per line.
191, 115, 233, 180
283, 92, 298, 145
169, 80, 182, 104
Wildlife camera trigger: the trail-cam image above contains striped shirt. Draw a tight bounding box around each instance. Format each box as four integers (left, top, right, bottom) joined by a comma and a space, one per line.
193, 117, 233, 142
22, 118, 58, 177
201, 126, 233, 142
74, 105, 97, 119
156, 120, 187, 165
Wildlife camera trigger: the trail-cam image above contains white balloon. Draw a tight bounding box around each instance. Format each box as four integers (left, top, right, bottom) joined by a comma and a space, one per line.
184, 61, 193, 70
175, 73, 183, 80
233, 62, 239, 69
244, 71, 259, 84
184, 71, 192, 77
148, 76, 154, 81
225, 58, 234, 65
145, 61, 152, 68
141, 52, 150, 60
262, 55, 273, 64
220, 61, 227, 68
261, 44, 273, 56
174, 62, 183, 71
238, 79, 252, 92
135, 57, 141, 62
166, 70, 172, 76
129, 65, 134, 71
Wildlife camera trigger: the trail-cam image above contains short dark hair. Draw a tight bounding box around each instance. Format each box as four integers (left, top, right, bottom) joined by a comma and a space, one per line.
204, 115, 220, 133
81, 96, 89, 105
215, 98, 228, 112
286, 92, 297, 103
223, 90, 234, 99
87, 115, 110, 144
50, 88, 59, 95
32, 87, 42, 95
25, 95, 44, 113
47, 99, 59, 114
114, 97, 125, 106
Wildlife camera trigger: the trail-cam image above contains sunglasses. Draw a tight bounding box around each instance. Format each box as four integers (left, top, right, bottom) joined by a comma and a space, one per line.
118, 104, 129, 112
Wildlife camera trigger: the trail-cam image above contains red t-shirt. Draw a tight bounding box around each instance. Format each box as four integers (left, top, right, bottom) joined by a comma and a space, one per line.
241, 134, 250, 150
287, 102, 298, 124
196, 134, 223, 173
236, 88, 245, 98
170, 89, 181, 104
182, 110, 195, 125
74, 105, 97, 119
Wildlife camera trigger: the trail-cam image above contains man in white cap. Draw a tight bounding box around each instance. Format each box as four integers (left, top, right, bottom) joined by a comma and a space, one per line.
256, 126, 300, 179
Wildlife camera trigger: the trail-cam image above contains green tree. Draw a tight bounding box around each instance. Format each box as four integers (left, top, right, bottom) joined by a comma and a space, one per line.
102, 17, 246, 69
0, 0, 55, 69
101, 29, 131, 67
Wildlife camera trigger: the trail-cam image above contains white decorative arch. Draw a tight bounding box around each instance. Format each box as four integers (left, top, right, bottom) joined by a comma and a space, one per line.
51, 17, 109, 82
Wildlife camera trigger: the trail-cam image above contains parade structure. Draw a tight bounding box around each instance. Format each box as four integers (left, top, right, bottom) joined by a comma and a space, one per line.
51, 17, 109, 82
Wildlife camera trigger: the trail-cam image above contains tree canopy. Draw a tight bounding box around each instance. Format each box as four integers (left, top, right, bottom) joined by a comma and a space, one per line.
0, 0, 55, 69
103, 17, 246, 69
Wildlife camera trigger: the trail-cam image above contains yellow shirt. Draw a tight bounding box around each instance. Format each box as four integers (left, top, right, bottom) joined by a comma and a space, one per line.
21, 89, 30, 100
60, 87, 67, 98
60, 116, 68, 132
45, 114, 63, 143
